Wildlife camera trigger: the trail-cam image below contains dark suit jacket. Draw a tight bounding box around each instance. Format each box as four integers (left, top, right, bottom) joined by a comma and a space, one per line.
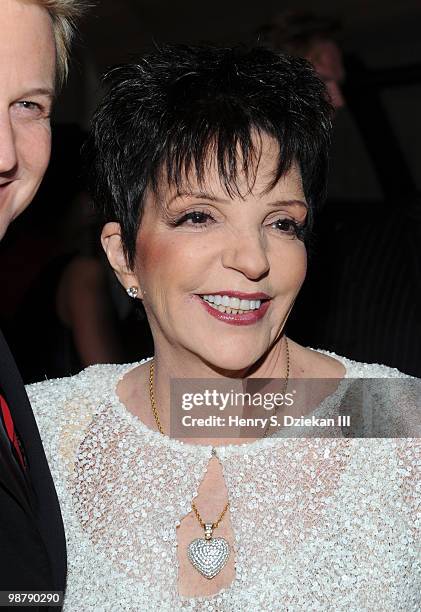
0, 330, 66, 607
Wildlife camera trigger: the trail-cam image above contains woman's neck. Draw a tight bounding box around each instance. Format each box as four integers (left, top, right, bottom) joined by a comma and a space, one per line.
152, 335, 287, 381
144, 336, 288, 443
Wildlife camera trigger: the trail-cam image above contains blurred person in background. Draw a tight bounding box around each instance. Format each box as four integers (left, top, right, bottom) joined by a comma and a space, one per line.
258, 10, 345, 112
12, 191, 127, 383
47, 193, 128, 373
259, 10, 421, 377
0, 0, 85, 599
9, 189, 154, 383
27, 44, 420, 610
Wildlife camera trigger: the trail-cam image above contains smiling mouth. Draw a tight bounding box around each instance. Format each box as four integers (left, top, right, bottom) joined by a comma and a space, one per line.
199, 294, 270, 315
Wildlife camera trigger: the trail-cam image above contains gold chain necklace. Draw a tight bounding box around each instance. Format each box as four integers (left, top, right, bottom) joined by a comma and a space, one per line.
148, 336, 289, 579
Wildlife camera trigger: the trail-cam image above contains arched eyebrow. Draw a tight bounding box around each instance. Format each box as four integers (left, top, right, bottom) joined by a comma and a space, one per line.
167, 190, 229, 205
168, 191, 308, 209
264, 199, 308, 210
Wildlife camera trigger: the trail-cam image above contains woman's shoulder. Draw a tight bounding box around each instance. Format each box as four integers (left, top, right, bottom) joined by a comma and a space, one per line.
27, 362, 121, 397
288, 336, 415, 379
292, 347, 421, 436
26, 362, 147, 436
311, 347, 416, 379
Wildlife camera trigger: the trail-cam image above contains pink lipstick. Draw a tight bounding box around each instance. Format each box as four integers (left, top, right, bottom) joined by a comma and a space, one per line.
195, 294, 271, 326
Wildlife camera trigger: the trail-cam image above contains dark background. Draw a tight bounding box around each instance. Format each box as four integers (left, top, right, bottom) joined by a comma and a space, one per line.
58, 0, 421, 201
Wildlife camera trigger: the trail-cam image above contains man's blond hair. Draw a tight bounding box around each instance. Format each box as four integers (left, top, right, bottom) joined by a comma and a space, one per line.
35, 0, 87, 87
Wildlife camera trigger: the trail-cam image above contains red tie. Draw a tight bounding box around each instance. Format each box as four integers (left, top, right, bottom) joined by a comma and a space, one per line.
0, 394, 26, 471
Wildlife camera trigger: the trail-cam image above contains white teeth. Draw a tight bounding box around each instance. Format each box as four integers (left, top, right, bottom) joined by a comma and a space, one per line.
201, 294, 266, 312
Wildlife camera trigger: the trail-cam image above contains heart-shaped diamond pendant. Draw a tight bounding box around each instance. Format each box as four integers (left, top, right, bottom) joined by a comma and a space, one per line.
188, 536, 230, 579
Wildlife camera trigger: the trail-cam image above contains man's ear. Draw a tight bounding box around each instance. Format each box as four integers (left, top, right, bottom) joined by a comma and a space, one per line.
101, 222, 143, 298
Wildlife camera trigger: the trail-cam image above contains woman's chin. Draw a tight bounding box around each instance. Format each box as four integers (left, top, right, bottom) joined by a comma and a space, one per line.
200, 349, 264, 376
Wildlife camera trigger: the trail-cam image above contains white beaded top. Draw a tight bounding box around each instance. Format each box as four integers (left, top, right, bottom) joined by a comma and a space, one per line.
27, 351, 421, 611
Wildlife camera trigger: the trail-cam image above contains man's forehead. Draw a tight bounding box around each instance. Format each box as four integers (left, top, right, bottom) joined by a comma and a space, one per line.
0, 0, 56, 89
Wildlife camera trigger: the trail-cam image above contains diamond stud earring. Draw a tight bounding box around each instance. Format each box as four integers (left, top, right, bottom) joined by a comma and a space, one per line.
126, 286, 139, 299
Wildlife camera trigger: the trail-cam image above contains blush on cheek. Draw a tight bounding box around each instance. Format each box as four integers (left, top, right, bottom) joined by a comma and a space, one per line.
136, 231, 200, 280
136, 234, 173, 276
135, 233, 181, 302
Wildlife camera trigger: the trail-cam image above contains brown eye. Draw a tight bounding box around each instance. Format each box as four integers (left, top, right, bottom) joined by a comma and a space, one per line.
185, 212, 210, 224
21, 101, 39, 109
272, 218, 298, 235
174, 210, 215, 227
268, 217, 307, 241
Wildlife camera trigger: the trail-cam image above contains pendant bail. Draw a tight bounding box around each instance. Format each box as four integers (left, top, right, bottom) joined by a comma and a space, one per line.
204, 523, 214, 540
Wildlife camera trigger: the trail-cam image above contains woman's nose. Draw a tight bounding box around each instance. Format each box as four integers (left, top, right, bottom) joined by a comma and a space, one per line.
221, 229, 270, 280
0, 114, 18, 175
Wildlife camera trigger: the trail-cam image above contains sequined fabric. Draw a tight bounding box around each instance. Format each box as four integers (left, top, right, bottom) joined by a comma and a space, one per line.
27, 353, 421, 611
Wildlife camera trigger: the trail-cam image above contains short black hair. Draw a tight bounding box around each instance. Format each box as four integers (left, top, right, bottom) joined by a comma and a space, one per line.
85, 44, 332, 267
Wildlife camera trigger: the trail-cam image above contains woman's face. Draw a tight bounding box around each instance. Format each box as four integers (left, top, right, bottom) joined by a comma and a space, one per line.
132, 134, 307, 371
